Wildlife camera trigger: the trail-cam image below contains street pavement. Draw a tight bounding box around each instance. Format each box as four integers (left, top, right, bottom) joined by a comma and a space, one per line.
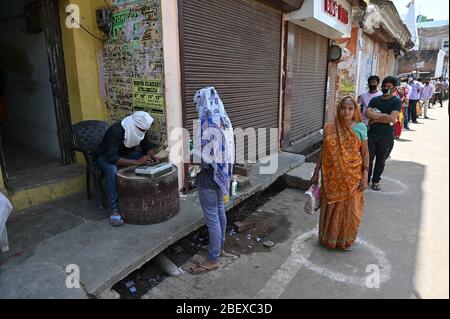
143, 101, 449, 299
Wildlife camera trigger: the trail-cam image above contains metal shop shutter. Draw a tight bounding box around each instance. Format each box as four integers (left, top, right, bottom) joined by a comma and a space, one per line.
285, 23, 328, 148
180, 0, 282, 161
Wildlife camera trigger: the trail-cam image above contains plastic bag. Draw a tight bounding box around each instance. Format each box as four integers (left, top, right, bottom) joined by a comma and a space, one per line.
416, 101, 423, 117
0, 192, 13, 253
304, 184, 321, 214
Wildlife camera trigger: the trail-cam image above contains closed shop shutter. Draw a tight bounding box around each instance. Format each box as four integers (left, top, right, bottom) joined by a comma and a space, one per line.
283, 23, 328, 150
180, 0, 282, 162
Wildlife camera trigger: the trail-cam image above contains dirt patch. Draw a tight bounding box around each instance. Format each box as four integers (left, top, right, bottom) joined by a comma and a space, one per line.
225, 210, 291, 256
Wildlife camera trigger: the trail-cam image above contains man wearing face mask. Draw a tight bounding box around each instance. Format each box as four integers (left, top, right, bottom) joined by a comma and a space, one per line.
421, 77, 434, 119
365, 76, 402, 191
96, 111, 160, 227
407, 75, 421, 124
358, 75, 382, 127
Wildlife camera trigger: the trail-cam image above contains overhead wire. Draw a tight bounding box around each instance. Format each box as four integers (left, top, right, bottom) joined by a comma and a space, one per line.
56, 1, 106, 43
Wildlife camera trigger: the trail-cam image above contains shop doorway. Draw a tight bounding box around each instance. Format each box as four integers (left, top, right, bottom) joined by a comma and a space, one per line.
0, 0, 74, 190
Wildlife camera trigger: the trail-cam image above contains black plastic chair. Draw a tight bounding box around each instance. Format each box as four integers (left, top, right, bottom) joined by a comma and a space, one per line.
72, 120, 109, 209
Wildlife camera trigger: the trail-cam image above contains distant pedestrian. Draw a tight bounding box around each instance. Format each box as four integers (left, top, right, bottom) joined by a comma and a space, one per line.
393, 85, 405, 138
404, 81, 412, 129
421, 77, 434, 119
443, 78, 449, 100
407, 74, 421, 123
433, 77, 444, 107
311, 96, 370, 251
365, 76, 402, 191
358, 75, 382, 127
418, 77, 424, 91
189, 87, 235, 275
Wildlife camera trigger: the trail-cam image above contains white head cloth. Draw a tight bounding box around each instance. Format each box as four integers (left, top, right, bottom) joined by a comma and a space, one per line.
121, 111, 154, 148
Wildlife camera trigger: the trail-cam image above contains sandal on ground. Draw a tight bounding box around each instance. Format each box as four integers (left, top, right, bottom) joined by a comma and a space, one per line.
110, 215, 124, 227
189, 262, 220, 275
371, 183, 381, 191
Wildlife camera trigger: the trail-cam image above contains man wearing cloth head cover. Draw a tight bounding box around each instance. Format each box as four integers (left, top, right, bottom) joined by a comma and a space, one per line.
96, 111, 159, 227
365, 76, 402, 191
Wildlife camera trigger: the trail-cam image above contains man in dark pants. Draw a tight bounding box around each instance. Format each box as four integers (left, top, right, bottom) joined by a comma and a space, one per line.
407, 74, 421, 124
96, 111, 159, 227
433, 77, 444, 107
365, 76, 402, 191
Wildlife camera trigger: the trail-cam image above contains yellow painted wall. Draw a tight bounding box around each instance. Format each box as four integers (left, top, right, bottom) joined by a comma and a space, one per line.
0, 173, 6, 195
59, 0, 108, 124
59, 0, 110, 164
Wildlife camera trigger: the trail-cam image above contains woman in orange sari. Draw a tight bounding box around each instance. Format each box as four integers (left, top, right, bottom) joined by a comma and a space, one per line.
311, 96, 370, 251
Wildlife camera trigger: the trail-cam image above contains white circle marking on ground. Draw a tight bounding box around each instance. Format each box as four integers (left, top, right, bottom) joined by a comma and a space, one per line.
366, 176, 408, 195
291, 228, 392, 287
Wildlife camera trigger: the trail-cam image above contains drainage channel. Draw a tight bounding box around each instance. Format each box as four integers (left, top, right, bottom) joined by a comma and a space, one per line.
112, 176, 289, 299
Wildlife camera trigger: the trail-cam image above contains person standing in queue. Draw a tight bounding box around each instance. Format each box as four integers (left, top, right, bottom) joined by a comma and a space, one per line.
365, 76, 402, 191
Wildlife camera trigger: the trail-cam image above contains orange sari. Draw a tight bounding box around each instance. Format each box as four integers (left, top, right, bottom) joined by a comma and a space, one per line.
319, 118, 365, 250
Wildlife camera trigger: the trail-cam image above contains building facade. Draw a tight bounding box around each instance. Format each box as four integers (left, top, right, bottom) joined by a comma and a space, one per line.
328, 0, 413, 120
398, 21, 449, 78
3, 0, 410, 209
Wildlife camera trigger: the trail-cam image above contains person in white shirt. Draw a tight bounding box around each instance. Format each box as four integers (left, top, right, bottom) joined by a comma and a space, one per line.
358, 75, 382, 127
420, 77, 434, 119
404, 82, 413, 129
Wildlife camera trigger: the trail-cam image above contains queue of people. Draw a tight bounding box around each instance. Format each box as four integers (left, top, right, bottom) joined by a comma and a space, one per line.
309, 73, 448, 252
95, 75, 447, 264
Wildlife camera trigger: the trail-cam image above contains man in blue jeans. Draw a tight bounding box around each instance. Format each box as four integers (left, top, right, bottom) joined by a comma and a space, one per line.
96, 111, 159, 227
188, 87, 235, 275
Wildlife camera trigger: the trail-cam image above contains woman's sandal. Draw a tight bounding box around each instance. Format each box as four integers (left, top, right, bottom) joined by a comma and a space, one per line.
372, 183, 381, 191
189, 262, 220, 275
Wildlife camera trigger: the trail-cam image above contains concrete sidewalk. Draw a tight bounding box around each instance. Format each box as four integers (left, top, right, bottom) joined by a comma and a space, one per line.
0, 152, 304, 299
142, 102, 449, 300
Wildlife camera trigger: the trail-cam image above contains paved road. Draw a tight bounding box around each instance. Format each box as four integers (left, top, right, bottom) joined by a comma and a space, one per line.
143, 102, 449, 299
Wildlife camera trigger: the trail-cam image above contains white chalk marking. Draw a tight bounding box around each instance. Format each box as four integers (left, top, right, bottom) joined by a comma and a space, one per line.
366, 176, 408, 195
256, 226, 392, 299
256, 227, 317, 299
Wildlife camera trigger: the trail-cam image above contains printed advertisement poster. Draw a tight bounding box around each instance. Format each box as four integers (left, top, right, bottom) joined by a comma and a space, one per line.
339, 82, 356, 94
132, 78, 165, 146
132, 78, 164, 112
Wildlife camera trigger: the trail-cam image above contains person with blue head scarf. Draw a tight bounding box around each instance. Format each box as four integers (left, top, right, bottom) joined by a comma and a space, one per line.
190, 87, 235, 275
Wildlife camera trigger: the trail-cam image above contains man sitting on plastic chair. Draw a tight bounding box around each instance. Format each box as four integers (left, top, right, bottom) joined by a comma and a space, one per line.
95, 112, 159, 227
